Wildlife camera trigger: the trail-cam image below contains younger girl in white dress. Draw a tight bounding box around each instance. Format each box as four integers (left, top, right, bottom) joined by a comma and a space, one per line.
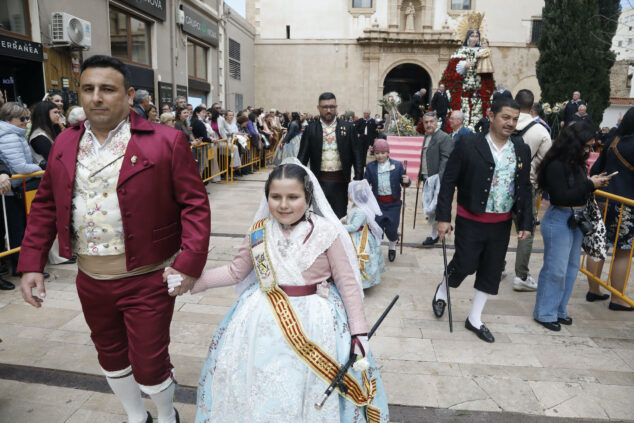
191, 159, 389, 422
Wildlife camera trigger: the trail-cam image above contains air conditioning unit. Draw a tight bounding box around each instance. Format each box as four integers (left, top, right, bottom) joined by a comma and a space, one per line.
50, 12, 92, 49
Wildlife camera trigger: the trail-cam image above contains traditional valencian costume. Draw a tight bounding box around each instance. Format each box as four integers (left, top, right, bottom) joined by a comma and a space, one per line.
343, 180, 385, 289
191, 158, 389, 422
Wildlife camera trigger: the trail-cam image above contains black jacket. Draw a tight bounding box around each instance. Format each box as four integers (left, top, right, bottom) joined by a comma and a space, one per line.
436, 132, 533, 231
430, 91, 450, 117
354, 118, 378, 141
474, 116, 490, 134
298, 119, 363, 181
409, 93, 425, 123
564, 100, 583, 125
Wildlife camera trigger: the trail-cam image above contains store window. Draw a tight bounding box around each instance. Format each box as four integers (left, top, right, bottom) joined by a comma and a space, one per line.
0, 0, 29, 37
229, 38, 241, 81
451, 0, 472, 10
187, 40, 208, 80
109, 8, 151, 66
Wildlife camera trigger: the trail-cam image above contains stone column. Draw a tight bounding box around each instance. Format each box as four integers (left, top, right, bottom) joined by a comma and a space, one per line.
423, 0, 433, 29
433, 0, 446, 30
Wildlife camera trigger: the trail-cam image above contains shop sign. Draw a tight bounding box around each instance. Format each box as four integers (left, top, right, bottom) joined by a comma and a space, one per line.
181, 5, 219, 47
118, 0, 166, 21
158, 82, 173, 106
0, 35, 43, 62
176, 84, 188, 100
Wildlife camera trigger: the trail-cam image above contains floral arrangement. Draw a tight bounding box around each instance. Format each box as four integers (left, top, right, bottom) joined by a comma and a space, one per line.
438, 57, 495, 132
379, 92, 418, 136
540, 101, 566, 139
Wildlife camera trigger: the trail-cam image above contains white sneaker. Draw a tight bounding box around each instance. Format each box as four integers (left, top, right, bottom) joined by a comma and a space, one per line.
501, 268, 508, 279
513, 274, 537, 292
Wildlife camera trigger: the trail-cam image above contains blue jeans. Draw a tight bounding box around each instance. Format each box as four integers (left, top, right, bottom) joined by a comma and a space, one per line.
533, 206, 584, 322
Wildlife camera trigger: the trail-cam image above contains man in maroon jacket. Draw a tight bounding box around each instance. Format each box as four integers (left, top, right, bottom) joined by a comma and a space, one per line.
18, 55, 210, 423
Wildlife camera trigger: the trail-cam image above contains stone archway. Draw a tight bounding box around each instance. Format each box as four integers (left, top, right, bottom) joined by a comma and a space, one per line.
382, 63, 431, 115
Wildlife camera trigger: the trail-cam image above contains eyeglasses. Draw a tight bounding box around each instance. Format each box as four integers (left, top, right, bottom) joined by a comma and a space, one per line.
19, 116, 30, 122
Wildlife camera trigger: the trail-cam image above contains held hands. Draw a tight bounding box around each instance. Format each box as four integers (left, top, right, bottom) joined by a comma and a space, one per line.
590, 172, 612, 189
466, 61, 475, 69
163, 267, 196, 296
20, 272, 46, 308
518, 231, 531, 241
401, 175, 410, 185
437, 221, 452, 241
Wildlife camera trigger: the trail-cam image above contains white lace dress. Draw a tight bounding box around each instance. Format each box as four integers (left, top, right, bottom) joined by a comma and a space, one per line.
194, 216, 389, 423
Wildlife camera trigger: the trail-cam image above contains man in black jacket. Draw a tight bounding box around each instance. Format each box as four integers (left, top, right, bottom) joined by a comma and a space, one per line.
432, 96, 533, 343
298, 92, 364, 218
355, 109, 378, 162
430, 84, 450, 130
563, 91, 583, 126
409, 88, 427, 125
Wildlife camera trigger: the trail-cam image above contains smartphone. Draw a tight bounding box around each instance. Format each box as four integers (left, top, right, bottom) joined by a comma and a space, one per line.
608, 171, 619, 177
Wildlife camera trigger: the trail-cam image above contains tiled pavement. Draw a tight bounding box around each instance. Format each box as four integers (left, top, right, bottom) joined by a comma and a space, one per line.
0, 169, 633, 422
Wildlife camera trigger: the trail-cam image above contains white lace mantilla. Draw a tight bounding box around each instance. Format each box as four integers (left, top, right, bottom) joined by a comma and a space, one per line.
266, 215, 338, 285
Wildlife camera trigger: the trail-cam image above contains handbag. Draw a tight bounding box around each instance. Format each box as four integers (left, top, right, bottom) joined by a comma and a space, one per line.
581, 196, 607, 260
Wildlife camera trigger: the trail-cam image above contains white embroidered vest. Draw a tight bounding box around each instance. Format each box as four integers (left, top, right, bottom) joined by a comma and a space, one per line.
72, 122, 130, 255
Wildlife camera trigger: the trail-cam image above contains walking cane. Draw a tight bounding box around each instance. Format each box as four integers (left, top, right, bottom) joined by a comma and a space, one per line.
442, 237, 453, 333
315, 295, 399, 409
400, 160, 408, 255
413, 179, 421, 229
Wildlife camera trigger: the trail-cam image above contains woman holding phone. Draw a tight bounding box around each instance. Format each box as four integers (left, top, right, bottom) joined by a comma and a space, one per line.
586, 107, 634, 311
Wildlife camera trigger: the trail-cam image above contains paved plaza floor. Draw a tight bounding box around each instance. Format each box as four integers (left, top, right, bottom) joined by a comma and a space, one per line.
1, 169, 633, 422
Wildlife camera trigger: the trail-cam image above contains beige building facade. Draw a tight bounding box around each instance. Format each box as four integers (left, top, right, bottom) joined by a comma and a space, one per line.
246, 0, 544, 114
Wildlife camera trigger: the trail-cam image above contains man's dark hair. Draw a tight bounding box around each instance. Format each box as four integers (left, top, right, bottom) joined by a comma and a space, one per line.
80, 55, 132, 89
514, 89, 534, 111
532, 102, 543, 116
318, 92, 336, 102
491, 96, 520, 114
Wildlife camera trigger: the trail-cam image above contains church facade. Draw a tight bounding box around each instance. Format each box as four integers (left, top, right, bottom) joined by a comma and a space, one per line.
245, 0, 544, 115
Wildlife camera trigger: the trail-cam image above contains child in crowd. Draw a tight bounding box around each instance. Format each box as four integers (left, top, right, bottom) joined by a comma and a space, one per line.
343, 180, 385, 289
364, 138, 411, 262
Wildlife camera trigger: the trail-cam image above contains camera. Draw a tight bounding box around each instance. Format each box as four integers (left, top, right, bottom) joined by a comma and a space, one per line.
567, 212, 594, 235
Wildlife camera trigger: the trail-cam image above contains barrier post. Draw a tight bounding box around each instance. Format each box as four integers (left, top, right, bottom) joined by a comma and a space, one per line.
579, 190, 634, 307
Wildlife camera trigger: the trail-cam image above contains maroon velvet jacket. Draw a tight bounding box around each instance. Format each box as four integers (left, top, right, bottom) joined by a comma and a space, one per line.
17, 111, 211, 277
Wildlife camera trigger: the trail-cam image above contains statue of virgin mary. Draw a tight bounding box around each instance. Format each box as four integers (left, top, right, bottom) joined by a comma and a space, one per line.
438, 13, 496, 131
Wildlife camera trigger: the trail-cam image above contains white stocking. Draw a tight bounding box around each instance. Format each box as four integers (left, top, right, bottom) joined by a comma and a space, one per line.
468, 289, 489, 328
142, 380, 176, 423
103, 367, 147, 423
388, 241, 396, 250
435, 278, 448, 302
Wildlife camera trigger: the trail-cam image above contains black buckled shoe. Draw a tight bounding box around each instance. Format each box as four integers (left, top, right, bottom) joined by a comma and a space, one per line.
465, 318, 495, 343
432, 283, 446, 318
534, 318, 561, 331
422, 236, 439, 248
557, 316, 573, 325
388, 249, 396, 262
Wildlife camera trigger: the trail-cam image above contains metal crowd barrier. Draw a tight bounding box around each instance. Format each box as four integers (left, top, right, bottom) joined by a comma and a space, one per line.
580, 190, 634, 307
265, 132, 280, 168
231, 135, 262, 181
191, 140, 229, 183
0, 171, 45, 259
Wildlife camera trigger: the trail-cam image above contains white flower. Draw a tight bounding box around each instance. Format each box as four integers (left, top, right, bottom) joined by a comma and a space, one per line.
352, 357, 370, 372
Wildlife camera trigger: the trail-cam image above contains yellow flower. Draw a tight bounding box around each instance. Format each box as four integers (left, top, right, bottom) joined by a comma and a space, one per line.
543, 103, 551, 109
